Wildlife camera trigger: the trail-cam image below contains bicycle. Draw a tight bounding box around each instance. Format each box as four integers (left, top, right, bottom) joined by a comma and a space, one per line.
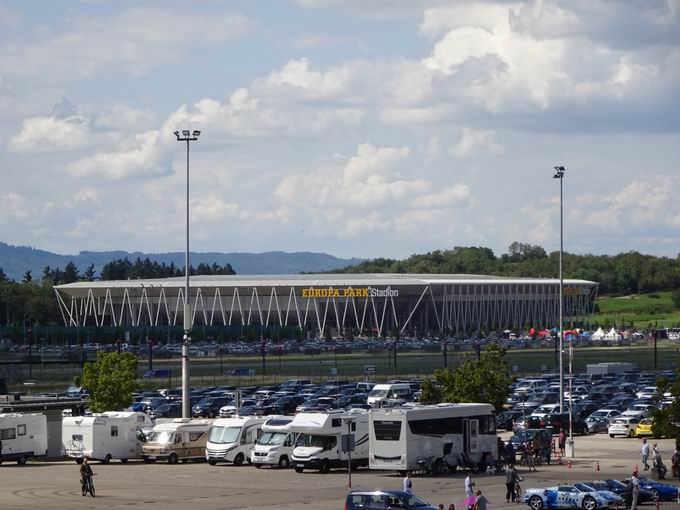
81, 474, 96, 498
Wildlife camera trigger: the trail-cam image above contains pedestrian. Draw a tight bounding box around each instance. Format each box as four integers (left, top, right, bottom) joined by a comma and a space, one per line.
671, 449, 680, 479
623, 477, 633, 510
526, 441, 536, 472
403, 471, 413, 493
641, 438, 650, 470
631, 472, 640, 510
473, 489, 489, 510
506, 441, 516, 466
448, 505, 456, 510
465, 474, 475, 510
653, 443, 666, 480
558, 430, 566, 456
505, 464, 518, 503
439, 505, 445, 510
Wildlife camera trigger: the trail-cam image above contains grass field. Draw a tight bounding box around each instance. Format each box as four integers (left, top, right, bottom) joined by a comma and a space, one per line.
593, 292, 680, 328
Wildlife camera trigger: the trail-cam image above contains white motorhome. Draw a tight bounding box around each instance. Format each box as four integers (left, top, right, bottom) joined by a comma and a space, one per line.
62, 411, 152, 464
142, 419, 211, 463
291, 410, 369, 474
369, 403, 498, 473
0, 413, 48, 465
367, 384, 412, 407
250, 417, 299, 468
206, 415, 268, 466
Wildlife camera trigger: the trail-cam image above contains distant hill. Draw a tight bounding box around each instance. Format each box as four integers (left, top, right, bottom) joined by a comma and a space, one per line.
0, 241, 362, 281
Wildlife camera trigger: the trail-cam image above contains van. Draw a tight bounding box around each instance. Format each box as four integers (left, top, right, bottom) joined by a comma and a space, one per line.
250, 417, 299, 468
515, 379, 549, 392
0, 413, 47, 465
206, 416, 268, 465
142, 419, 211, 463
367, 384, 412, 407
62, 411, 152, 463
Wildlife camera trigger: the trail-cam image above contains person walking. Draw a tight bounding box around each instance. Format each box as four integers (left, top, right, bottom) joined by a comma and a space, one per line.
506, 441, 516, 466
505, 464, 518, 503
641, 439, 650, 470
526, 441, 536, 472
631, 472, 640, 510
623, 477, 633, 510
473, 489, 489, 510
403, 471, 413, 493
671, 449, 680, 479
653, 443, 666, 479
465, 474, 475, 510
558, 430, 566, 456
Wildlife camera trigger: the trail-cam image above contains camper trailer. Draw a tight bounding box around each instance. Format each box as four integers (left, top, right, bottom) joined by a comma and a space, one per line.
142, 418, 211, 463
61, 411, 153, 463
291, 410, 369, 473
0, 413, 48, 465
206, 415, 268, 465
369, 403, 497, 473
250, 417, 299, 468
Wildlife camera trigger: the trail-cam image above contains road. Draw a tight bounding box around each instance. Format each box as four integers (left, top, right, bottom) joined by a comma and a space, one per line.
1, 434, 677, 509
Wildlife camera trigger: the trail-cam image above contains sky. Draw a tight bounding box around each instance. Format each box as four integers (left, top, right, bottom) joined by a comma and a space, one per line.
1, 0, 679, 260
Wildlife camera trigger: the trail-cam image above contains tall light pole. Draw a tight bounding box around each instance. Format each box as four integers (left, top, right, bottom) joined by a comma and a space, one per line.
175, 129, 201, 419
553, 165, 565, 415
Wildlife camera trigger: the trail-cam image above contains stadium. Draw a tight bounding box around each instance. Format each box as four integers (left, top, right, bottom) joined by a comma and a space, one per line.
54, 274, 598, 336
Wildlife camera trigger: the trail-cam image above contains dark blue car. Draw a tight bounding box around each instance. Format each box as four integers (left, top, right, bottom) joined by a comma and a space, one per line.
636, 478, 680, 501
345, 490, 438, 510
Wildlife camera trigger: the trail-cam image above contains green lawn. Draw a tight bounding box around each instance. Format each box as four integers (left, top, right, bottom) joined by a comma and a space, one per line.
593, 292, 680, 328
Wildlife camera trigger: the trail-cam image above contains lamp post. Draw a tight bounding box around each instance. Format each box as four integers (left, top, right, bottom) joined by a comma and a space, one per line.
553, 165, 565, 415
174, 129, 201, 419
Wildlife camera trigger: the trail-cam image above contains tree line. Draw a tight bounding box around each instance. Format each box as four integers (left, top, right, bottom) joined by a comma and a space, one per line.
330, 242, 680, 296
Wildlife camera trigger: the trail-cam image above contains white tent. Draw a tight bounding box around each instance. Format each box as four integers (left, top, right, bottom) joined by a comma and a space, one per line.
591, 327, 606, 340
604, 328, 622, 341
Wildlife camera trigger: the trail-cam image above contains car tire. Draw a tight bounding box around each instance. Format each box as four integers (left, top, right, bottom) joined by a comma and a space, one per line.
529, 496, 544, 510
628, 431, 635, 438
254, 463, 262, 468
651, 489, 660, 501
609, 434, 615, 438
121, 458, 128, 464
102, 454, 112, 464
278, 456, 290, 469
582, 496, 597, 510
208, 459, 217, 466
168, 453, 179, 465
319, 459, 330, 474
16, 455, 27, 466
234, 453, 244, 466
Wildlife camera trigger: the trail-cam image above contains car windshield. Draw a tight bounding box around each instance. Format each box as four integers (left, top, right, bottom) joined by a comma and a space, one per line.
574, 484, 595, 492
258, 432, 287, 446
407, 495, 431, 507
147, 431, 174, 444
606, 480, 626, 489
369, 389, 388, 398
299, 434, 335, 449
208, 426, 241, 444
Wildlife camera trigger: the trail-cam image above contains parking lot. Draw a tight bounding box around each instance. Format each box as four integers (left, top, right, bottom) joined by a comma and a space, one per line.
1, 434, 678, 510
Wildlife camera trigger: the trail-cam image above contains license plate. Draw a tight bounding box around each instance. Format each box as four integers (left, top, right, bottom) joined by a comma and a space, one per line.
147, 456, 156, 460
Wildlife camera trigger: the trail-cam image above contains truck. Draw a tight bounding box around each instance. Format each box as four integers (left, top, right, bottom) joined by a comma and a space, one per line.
291, 409, 369, 474
0, 413, 48, 465
206, 415, 268, 465
142, 418, 211, 464
250, 416, 299, 468
61, 411, 153, 464
369, 403, 498, 474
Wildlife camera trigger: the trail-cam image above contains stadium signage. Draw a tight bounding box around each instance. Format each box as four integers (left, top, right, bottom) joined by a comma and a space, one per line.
301, 287, 399, 298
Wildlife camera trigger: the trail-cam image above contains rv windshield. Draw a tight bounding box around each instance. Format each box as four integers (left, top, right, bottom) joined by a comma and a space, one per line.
300, 434, 336, 450
147, 431, 174, 444
258, 432, 287, 446
209, 426, 241, 444
369, 389, 388, 398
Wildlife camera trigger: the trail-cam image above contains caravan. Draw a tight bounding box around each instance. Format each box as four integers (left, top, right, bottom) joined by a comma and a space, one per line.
0, 413, 48, 465
62, 412, 153, 463
369, 403, 497, 473
250, 417, 299, 468
291, 410, 369, 474
142, 419, 211, 463
206, 416, 268, 465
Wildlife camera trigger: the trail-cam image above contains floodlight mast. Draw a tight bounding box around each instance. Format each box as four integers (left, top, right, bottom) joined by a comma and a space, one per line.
174, 129, 200, 419
553, 165, 565, 416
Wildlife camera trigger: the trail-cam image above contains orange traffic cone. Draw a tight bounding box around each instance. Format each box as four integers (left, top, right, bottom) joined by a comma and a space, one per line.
596, 461, 600, 472
567, 460, 572, 469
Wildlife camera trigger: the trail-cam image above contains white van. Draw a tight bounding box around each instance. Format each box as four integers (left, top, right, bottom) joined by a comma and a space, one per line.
206, 416, 268, 466
62, 412, 152, 464
367, 384, 412, 407
530, 404, 560, 419
0, 413, 48, 465
142, 419, 211, 463
250, 417, 299, 468
515, 379, 548, 392
291, 410, 369, 473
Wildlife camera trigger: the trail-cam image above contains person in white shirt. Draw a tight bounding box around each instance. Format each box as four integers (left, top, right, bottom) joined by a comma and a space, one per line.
631, 473, 640, 510
641, 439, 650, 470
403, 471, 413, 493
465, 475, 475, 510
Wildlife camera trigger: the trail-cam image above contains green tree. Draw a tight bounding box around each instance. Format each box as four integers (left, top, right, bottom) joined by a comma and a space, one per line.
652, 361, 680, 446
83, 264, 97, 282
22, 270, 32, 283
81, 352, 139, 412
419, 378, 443, 404
672, 289, 680, 310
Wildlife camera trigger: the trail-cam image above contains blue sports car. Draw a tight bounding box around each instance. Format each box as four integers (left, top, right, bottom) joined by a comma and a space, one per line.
524, 485, 621, 510
636, 478, 680, 502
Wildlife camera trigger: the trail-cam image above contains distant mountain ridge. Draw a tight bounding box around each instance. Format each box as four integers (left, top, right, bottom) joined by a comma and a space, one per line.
0, 241, 362, 281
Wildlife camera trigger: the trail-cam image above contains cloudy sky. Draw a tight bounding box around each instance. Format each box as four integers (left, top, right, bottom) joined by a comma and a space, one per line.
1, 0, 679, 260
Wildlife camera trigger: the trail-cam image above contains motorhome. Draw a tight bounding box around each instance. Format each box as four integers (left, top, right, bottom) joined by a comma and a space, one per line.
367, 384, 412, 407
61, 412, 152, 464
250, 417, 299, 468
369, 403, 498, 473
206, 415, 268, 465
142, 419, 211, 463
291, 410, 369, 473
0, 413, 48, 465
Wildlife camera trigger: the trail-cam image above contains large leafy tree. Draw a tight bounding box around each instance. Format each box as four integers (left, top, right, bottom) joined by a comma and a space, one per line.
82, 352, 138, 413
652, 360, 680, 447
422, 344, 511, 410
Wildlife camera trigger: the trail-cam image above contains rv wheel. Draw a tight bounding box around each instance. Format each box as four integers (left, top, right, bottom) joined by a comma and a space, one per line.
319, 459, 330, 474
75, 458, 84, 465
16, 455, 27, 466
102, 454, 112, 464
167, 453, 179, 464
120, 459, 128, 464
181, 458, 188, 463
233, 453, 244, 466
255, 464, 262, 468
433, 459, 443, 476
278, 456, 290, 469
143, 456, 152, 464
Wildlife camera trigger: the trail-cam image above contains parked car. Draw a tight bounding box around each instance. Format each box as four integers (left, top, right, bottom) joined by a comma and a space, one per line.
511, 429, 553, 454
192, 397, 231, 418
608, 417, 641, 438
149, 402, 182, 419
545, 413, 589, 435
585, 416, 610, 434
524, 484, 620, 510
634, 478, 680, 501
635, 418, 656, 438
346, 490, 438, 510
587, 480, 655, 504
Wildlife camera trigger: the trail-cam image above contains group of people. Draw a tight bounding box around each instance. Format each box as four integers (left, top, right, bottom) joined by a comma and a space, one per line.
640, 438, 668, 479
402, 472, 489, 510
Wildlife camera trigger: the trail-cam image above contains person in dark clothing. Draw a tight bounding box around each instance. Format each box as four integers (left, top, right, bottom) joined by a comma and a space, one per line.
505, 465, 518, 503
505, 442, 516, 466
80, 458, 94, 496
623, 478, 633, 510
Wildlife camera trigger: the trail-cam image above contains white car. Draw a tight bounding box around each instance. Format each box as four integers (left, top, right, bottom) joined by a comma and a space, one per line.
608, 417, 641, 438
589, 409, 621, 420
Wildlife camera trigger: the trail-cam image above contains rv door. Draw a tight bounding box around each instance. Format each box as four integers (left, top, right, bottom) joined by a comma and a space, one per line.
467, 419, 479, 454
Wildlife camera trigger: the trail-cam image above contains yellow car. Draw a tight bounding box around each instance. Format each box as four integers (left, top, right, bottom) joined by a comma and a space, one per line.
635, 418, 655, 438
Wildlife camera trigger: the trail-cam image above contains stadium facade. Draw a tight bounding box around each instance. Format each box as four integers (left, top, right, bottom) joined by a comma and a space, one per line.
54, 274, 598, 336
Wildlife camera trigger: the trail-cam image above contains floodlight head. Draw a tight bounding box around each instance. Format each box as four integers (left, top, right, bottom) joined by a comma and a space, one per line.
182, 130, 190, 137
553, 165, 565, 179
173, 130, 180, 138
192, 130, 201, 137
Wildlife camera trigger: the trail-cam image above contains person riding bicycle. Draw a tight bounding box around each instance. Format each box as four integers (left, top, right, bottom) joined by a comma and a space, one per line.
80, 458, 94, 496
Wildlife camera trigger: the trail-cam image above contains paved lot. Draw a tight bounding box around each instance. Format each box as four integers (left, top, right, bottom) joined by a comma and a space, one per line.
2, 434, 679, 510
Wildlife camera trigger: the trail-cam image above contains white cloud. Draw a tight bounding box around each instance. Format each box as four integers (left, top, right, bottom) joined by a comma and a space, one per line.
95, 105, 157, 131
450, 128, 503, 159
263, 58, 354, 99
8, 114, 90, 152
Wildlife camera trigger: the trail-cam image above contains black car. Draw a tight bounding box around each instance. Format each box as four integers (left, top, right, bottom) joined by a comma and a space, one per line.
271, 395, 305, 415
588, 480, 655, 504
192, 396, 231, 418
545, 413, 589, 434
150, 402, 182, 419
497, 410, 524, 431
